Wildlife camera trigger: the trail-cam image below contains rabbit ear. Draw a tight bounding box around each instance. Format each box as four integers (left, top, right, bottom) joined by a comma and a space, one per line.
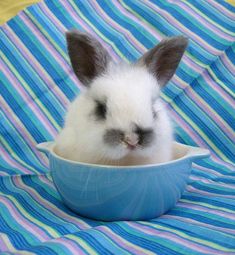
66, 30, 112, 86
137, 36, 188, 87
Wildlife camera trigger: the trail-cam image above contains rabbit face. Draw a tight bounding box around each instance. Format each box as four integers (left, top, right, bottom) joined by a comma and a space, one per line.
84, 66, 160, 160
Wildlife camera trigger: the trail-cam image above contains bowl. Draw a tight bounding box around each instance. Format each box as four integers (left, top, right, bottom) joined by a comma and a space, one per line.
37, 142, 210, 221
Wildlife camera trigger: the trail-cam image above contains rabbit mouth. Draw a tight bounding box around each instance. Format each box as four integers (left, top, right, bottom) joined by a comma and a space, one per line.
121, 139, 139, 151
127, 144, 137, 150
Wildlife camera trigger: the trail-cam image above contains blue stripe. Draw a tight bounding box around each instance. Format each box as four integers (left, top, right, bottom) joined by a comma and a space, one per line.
75, 231, 115, 255
22, 175, 99, 228
9, 18, 77, 102
0, 178, 71, 235
77, 0, 140, 61
182, 193, 235, 208
187, 0, 235, 30
168, 210, 235, 229
97, 0, 156, 49
1, 41, 65, 128
151, 0, 229, 49
109, 223, 181, 255
216, 0, 235, 12
156, 220, 235, 247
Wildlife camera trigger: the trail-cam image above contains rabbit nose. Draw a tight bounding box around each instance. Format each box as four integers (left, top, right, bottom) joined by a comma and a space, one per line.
123, 133, 139, 148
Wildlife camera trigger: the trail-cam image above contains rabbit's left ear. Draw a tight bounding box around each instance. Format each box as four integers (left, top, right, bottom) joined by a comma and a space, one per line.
137, 36, 188, 87
66, 30, 112, 86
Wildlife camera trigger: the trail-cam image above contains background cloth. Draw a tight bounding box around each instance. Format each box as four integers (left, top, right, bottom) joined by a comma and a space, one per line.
0, 0, 235, 254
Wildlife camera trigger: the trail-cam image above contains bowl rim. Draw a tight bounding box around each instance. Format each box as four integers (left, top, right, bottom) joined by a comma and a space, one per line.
37, 141, 210, 169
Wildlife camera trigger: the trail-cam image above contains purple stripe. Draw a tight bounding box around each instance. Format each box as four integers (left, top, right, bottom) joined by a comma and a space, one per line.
59, 0, 120, 62
168, 102, 234, 165
170, 55, 232, 107
183, 55, 205, 74
191, 175, 235, 191
142, 1, 224, 55
1, 145, 36, 175
175, 51, 233, 107
1, 59, 57, 136
50, 237, 87, 255
187, 186, 235, 199
15, 177, 91, 230
98, 226, 149, 254
171, 75, 234, 139
205, 156, 235, 172
38, 3, 66, 33
194, 163, 235, 176
1, 96, 49, 169
129, 222, 227, 254
168, 104, 216, 156
4, 25, 69, 108
206, 0, 235, 20
1, 158, 31, 175
0, 196, 50, 241
36, 2, 64, 39
0, 172, 9, 177
41, 0, 123, 64
172, 1, 234, 40
19, 13, 80, 88
219, 50, 235, 76
89, 0, 145, 53
38, 175, 55, 189
0, 138, 33, 174
161, 215, 235, 235
185, 87, 234, 141
177, 202, 235, 220
193, 164, 224, 177
203, 71, 234, 105
114, 0, 162, 41
208, 158, 235, 172
0, 235, 9, 251
190, 175, 235, 188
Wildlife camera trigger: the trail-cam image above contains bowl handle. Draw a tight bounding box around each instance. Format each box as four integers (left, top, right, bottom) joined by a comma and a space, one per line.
36, 142, 54, 154
187, 146, 210, 162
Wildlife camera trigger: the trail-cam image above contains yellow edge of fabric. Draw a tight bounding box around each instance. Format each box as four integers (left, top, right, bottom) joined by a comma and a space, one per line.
227, 0, 235, 6
0, 0, 40, 25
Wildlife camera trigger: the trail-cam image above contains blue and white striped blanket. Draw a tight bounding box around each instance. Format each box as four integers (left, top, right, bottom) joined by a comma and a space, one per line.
0, 0, 235, 254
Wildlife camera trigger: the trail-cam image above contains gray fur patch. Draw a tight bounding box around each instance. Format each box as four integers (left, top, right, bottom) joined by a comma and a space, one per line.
103, 129, 124, 147
66, 30, 111, 86
134, 125, 155, 147
137, 36, 188, 87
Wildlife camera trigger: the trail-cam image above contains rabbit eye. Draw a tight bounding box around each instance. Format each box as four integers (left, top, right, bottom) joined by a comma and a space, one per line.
94, 100, 107, 120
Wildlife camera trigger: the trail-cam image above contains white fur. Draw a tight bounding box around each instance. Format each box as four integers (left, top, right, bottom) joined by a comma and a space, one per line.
55, 65, 173, 165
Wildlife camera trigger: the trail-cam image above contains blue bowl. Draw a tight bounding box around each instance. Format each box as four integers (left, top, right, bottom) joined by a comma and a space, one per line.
37, 142, 209, 221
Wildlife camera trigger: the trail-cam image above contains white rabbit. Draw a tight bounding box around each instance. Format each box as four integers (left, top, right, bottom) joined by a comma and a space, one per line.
55, 31, 188, 166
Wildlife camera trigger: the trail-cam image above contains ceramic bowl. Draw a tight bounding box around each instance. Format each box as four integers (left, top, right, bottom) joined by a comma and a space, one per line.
37, 142, 209, 221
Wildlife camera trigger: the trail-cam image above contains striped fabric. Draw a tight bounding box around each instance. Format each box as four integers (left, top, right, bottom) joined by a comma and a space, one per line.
0, 0, 235, 254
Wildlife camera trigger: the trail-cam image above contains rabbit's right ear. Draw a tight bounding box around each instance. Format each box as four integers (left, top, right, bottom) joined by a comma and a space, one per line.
66, 30, 111, 86
136, 36, 188, 88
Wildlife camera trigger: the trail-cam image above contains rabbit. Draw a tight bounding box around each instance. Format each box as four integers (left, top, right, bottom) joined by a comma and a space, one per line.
55, 30, 188, 166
